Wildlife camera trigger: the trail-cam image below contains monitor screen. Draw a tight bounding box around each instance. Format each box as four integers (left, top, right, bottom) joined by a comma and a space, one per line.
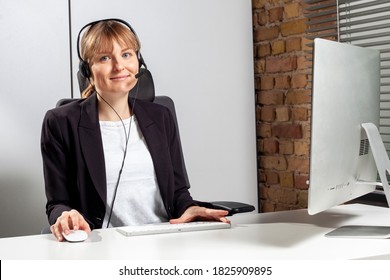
308, 38, 381, 215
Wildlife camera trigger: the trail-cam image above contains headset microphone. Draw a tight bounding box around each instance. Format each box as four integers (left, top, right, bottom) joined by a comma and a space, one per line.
135, 68, 147, 79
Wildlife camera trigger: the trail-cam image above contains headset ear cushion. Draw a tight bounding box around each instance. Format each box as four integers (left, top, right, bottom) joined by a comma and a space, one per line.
137, 52, 145, 69
79, 60, 90, 78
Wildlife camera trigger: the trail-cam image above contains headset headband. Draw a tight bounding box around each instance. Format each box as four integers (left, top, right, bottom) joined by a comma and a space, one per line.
76, 18, 146, 79
76, 18, 141, 61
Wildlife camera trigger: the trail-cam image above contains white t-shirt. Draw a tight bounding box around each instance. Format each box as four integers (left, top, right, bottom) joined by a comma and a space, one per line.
100, 116, 168, 228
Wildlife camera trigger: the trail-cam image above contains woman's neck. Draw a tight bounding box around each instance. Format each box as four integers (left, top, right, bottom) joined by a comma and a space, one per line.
97, 93, 132, 121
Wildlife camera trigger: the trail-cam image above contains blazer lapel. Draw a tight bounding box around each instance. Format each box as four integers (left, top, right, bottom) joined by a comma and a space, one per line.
78, 93, 107, 204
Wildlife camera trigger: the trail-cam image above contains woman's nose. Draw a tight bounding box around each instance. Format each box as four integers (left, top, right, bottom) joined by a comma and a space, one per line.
113, 58, 125, 71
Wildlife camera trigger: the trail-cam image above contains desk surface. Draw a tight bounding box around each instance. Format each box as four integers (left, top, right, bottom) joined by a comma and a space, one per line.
1, 204, 390, 260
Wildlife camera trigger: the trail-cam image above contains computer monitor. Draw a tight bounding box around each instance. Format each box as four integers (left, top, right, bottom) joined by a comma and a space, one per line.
308, 38, 390, 217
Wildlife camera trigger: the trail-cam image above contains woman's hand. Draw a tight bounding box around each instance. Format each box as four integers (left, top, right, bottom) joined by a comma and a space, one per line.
169, 206, 230, 224
50, 209, 91, 242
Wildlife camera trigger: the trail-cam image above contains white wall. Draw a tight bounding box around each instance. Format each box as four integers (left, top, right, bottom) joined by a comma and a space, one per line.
0, 0, 257, 238
0, 0, 71, 237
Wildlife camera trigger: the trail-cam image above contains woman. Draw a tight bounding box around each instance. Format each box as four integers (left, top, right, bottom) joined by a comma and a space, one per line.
41, 19, 228, 242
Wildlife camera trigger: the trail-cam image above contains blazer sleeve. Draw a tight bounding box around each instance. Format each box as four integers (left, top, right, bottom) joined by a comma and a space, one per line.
40, 109, 75, 225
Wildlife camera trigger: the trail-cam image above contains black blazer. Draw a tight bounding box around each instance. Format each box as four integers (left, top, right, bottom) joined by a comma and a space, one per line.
41, 93, 196, 229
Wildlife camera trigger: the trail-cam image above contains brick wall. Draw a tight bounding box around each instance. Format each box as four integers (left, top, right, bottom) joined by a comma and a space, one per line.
252, 0, 311, 212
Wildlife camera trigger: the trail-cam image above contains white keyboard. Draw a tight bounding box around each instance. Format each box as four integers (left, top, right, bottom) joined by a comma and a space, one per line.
116, 221, 231, 237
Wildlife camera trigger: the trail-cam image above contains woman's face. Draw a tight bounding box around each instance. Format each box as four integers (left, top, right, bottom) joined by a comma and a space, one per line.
90, 40, 139, 97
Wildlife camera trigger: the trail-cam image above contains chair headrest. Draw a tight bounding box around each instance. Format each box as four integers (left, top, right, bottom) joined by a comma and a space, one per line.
77, 68, 155, 102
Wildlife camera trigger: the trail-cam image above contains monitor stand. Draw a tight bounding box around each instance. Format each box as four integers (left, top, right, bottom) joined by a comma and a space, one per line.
325, 225, 390, 238
361, 122, 390, 206
325, 123, 390, 239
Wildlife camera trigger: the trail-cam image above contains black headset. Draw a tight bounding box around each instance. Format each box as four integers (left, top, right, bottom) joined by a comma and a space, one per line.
76, 18, 146, 79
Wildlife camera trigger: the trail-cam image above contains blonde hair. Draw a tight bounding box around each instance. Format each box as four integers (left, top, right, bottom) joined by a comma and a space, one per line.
79, 20, 141, 98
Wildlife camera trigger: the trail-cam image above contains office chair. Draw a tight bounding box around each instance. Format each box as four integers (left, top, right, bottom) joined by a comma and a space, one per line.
41, 69, 254, 234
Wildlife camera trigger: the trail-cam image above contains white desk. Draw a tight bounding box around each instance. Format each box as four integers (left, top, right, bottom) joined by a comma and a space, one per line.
1, 204, 390, 260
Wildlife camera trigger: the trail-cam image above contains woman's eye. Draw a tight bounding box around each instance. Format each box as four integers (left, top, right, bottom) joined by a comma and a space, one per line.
123, 52, 131, 58
99, 56, 110, 62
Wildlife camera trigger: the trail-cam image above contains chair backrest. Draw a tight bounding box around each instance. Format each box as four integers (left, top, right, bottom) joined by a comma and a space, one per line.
152, 95, 189, 185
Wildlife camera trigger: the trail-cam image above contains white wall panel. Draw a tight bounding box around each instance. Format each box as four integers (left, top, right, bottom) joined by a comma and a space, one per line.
0, 0, 71, 237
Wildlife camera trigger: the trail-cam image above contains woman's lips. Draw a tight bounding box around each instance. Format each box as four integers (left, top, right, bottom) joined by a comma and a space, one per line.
110, 75, 130, 81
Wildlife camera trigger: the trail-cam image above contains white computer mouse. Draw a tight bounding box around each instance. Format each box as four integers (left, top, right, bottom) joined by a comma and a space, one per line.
62, 230, 88, 242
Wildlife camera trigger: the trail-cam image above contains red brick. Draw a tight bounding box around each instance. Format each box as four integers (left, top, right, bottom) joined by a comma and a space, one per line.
263, 138, 279, 154
255, 76, 261, 91
260, 76, 274, 90
297, 190, 308, 207
257, 91, 284, 105
257, 139, 263, 154
292, 107, 308, 121
301, 123, 311, 139
272, 124, 303, 139
280, 19, 307, 36
295, 174, 309, 190
259, 12, 269, 26
286, 90, 311, 105
274, 75, 290, 89
287, 157, 309, 173
284, 3, 301, 19
252, 0, 267, 9
257, 43, 271, 58
266, 56, 297, 73
275, 107, 290, 122
294, 140, 310, 156
257, 123, 272, 138
265, 171, 279, 185
254, 59, 266, 74
254, 26, 279, 42
286, 37, 302, 52
261, 201, 276, 212
279, 140, 294, 155
291, 74, 308, 88
280, 172, 294, 188
271, 40, 286, 55
260, 155, 287, 171
260, 106, 275, 122
268, 186, 298, 205
297, 55, 311, 70
269, 7, 284, 23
